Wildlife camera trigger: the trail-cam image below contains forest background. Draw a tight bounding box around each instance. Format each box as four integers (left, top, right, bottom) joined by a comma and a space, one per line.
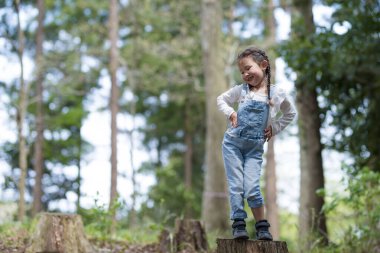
0, 0, 379, 252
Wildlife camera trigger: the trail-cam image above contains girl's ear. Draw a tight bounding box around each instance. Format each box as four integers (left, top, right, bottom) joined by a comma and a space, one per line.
260, 60, 268, 70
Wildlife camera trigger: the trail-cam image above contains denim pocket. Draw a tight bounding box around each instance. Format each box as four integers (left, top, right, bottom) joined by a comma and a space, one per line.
226, 126, 242, 137
239, 108, 264, 128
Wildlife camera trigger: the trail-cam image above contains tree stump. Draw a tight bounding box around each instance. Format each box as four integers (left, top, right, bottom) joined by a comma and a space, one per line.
216, 239, 289, 253
26, 213, 95, 253
159, 219, 208, 253
174, 219, 208, 252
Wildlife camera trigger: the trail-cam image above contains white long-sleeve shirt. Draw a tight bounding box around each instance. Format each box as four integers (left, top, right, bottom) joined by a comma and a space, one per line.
217, 84, 297, 136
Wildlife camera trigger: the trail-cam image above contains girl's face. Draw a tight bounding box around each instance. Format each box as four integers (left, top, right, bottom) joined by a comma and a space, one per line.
238, 56, 268, 88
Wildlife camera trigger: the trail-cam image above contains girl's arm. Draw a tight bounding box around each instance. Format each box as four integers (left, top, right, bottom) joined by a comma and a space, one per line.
216, 85, 242, 118
271, 97, 297, 136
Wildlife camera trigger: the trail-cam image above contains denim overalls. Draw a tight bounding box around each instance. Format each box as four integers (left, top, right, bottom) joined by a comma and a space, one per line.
222, 84, 270, 220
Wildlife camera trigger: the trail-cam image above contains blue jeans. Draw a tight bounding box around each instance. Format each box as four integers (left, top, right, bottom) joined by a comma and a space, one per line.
222, 133, 265, 220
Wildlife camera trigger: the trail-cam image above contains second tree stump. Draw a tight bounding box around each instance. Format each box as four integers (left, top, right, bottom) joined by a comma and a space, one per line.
26, 212, 95, 253
159, 219, 208, 253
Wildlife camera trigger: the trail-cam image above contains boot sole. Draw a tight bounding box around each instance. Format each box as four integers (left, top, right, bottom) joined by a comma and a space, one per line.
257, 236, 273, 241
257, 238, 273, 241
233, 233, 249, 240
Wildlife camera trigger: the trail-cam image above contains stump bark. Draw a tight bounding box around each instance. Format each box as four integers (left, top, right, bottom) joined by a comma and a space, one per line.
26, 213, 95, 253
159, 219, 208, 253
158, 228, 173, 253
216, 239, 289, 253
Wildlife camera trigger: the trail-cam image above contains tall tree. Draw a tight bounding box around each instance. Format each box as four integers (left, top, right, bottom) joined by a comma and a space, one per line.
291, 0, 328, 246
184, 100, 193, 192
15, 0, 29, 221
32, 0, 45, 217
108, 0, 120, 229
263, 0, 280, 240
201, 0, 229, 232
121, 0, 138, 227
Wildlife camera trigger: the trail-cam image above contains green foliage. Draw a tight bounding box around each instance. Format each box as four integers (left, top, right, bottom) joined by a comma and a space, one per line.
139, 153, 203, 225
81, 196, 124, 241
320, 0, 380, 172
80, 195, 161, 244
0, 0, 103, 210
279, 0, 380, 172
279, 211, 299, 252
336, 168, 380, 252
311, 168, 380, 253
115, 226, 160, 244
273, 169, 380, 253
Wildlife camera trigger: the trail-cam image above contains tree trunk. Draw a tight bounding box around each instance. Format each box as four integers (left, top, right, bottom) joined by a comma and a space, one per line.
184, 132, 193, 192
127, 82, 137, 227
201, 0, 229, 233
184, 100, 194, 218
26, 213, 95, 253
76, 133, 82, 211
32, 0, 45, 217
297, 87, 327, 244
128, 122, 138, 227
184, 101, 193, 192
265, 138, 280, 240
108, 0, 119, 233
15, 0, 29, 222
124, 0, 138, 227
263, 0, 280, 240
291, 0, 328, 247
216, 239, 289, 253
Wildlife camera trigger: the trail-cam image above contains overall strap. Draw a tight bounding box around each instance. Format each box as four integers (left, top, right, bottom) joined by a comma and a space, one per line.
241, 84, 249, 98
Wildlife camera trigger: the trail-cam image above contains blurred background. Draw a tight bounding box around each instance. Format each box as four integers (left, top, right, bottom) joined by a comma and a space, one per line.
0, 0, 379, 252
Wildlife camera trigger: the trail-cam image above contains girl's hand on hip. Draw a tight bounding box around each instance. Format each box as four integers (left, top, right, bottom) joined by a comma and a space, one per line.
229, 112, 238, 128
264, 126, 272, 142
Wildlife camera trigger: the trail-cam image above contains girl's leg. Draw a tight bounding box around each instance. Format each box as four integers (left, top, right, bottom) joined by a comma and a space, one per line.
243, 140, 273, 240
251, 205, 265, 221
243, 141, 264, 211
252, 205, 273, 241
222, 135, 247, 220
223, 135, 249, 239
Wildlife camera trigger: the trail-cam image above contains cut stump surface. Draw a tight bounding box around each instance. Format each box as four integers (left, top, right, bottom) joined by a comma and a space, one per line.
216, 239, 289, 253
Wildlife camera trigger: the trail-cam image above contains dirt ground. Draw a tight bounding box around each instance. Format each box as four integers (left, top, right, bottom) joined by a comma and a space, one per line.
0, 240, 160, 253
0, 237, 203, 253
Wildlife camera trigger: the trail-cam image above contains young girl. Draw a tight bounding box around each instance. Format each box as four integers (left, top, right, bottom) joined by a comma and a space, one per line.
217, 46, 296, 240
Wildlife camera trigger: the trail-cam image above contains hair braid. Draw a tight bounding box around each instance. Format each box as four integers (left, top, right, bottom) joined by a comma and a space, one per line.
237, 46, 272, 103
265, 59, 271, 101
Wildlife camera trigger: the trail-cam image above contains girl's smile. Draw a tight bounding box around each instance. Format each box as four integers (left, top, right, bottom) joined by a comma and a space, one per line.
238, 57, 268, 89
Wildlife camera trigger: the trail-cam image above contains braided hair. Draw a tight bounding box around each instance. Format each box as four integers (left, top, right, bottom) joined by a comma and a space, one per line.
237, 46, 272, 103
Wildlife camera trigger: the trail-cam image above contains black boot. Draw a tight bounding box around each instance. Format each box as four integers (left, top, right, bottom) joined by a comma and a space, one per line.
232, 219, 249, 240
255, 220, 273, 241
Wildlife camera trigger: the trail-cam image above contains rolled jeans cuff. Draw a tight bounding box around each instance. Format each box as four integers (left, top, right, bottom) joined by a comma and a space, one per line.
247, 196, 264, 208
